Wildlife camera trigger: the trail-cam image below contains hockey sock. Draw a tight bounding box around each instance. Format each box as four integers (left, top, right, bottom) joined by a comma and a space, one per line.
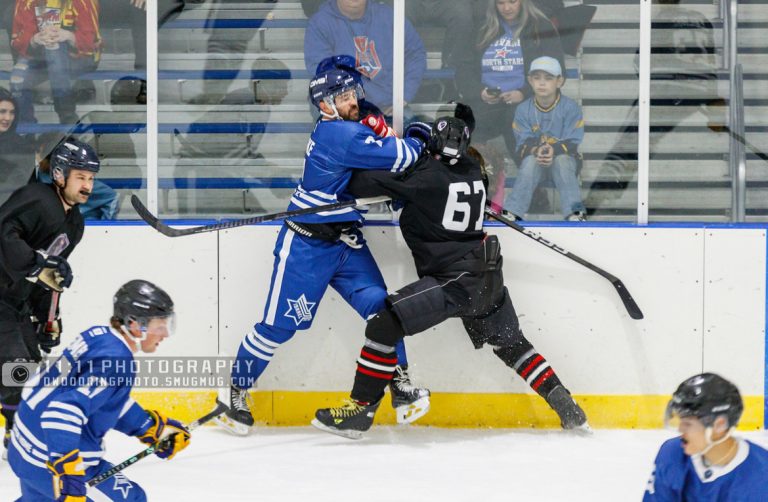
494, 346, 563, 398
231, 325, 294, 389
394, 339, 408, 367
351, 339, 397, 404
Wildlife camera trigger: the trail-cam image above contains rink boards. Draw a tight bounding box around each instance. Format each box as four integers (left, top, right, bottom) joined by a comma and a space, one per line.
25, 223, 768, 429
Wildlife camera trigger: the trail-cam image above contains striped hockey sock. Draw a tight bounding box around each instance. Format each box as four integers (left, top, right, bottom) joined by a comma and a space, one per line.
351, 340, 397, 404
514, 350, 563, 397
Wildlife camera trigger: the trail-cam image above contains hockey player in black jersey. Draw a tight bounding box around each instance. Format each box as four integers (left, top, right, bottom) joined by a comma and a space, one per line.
0, 138, 99, 460
312, 115, 589, 439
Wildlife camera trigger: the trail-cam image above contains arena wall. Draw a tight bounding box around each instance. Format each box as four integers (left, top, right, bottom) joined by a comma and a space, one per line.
55, 222, 766, 429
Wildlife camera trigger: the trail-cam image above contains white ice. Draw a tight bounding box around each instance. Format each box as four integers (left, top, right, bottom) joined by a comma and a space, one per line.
2, 427, 767, 501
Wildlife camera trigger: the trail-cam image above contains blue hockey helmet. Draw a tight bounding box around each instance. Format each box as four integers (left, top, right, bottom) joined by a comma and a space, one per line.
50, 138, 100, 181
315, 54, 364, 85
308, 68, 365, 111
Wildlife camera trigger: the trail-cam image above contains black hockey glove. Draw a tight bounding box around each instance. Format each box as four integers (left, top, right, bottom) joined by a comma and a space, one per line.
404, 122, 432, 145
27, 251, 73, 292
36, 318, 62, 354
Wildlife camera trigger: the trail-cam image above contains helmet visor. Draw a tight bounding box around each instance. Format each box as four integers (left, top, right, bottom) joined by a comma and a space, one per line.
135, 313, 176, 339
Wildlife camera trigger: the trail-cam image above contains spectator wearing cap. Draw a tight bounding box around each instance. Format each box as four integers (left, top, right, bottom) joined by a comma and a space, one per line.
505, 56, 586, 221
472, 0, 565, 157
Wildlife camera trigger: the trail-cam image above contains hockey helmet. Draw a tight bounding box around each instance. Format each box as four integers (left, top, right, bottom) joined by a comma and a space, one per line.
664, 373, 743, 428
428, 116, 471, 162
315, 54, 364, 85
50, 138, 100, 181
113, 279, 176, 336
309, 68, 365, 110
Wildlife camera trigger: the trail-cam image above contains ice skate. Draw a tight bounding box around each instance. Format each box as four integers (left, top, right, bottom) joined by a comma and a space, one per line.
312, 399, 381, 440
546, 385, 591, 434
389, 365, 431, 424
214, 385, 254, 436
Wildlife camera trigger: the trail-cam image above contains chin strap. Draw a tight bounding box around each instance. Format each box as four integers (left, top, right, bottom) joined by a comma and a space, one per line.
319, 98, 341, 121
699, 425, 735, 460
121, 323, 148, 352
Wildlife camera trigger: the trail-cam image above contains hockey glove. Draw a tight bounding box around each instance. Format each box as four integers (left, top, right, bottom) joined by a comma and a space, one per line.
36, 318, 62, 354
47, 449, 86, 502
360, 114, 396, 137
403, 122, 432, 145
27, 251, 73, 292
138, 409, 191, 460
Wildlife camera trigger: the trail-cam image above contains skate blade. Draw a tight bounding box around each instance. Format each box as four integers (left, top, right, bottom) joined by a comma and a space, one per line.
565, 422, 593, 436
395, 396, 430, 424
214, 412, 251, 436
310, 418, 364, 440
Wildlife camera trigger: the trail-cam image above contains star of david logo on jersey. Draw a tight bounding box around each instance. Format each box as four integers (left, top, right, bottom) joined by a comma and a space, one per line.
354, 36, 382, 79
285, 294, 316, 326
113, 473, 134, 499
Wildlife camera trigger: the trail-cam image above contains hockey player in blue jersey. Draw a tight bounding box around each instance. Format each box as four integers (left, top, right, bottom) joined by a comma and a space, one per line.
214, 65, 434, 435
644, 373, 768, 501
7, 280, 191, 501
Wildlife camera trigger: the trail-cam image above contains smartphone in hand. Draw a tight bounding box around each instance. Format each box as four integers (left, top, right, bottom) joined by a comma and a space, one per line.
486, 87, 502, 97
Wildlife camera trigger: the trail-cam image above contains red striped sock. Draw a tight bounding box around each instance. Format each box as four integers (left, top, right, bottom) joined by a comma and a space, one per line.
351, 344, 397, 404
516, 352, 562, 398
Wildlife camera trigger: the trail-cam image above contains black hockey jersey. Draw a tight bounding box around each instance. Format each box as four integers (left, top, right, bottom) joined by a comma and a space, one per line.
349, 155, 486, 276
0, 182, 84, 314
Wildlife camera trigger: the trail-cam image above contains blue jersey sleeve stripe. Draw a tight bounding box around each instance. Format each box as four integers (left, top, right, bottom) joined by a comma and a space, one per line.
250, 330, 281, 348
295, 191, 334, 207
244, 333, 276, 356
41, 422, 82, 435
10, 428, 49, 462
391, 138, 404, 172
241, 339, 273, 361
48, 401, 88, 423
40, 411, 84, 425
14, 416, 48, 451
9, 433, 46, 468
118, 398, 136, 419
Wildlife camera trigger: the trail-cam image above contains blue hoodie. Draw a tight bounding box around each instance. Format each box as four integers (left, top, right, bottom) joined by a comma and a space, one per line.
304, 0, 426, 107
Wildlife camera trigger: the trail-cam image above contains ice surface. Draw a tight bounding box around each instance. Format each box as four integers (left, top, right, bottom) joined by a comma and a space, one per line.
2, 427, 767, 501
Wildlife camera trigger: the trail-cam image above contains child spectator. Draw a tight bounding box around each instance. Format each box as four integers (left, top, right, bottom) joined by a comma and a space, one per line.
472, 0, 564, 157
10, 0, 101, 124
303, 0, 426, 115
505, 56, 585, 221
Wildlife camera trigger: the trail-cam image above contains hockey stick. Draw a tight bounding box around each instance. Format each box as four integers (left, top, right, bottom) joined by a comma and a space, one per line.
485, 204, 644, 320
87, 402, 227, 487
131, 194, 392, 238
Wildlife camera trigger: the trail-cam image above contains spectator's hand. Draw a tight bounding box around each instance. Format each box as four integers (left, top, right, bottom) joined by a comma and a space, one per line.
49, 27, 75, 45
130, 0, 147, 10
537, 144, 554, 166
481, 88, 502, 104
32, 30, 58, 48
500, 90, 525, 105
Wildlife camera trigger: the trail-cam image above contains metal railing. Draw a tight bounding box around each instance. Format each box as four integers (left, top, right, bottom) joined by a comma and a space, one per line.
723, 0, 747, 221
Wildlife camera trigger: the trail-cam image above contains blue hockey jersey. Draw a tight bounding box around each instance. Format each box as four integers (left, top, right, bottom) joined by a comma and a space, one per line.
288, 119, 423, 224
9, 326, 151, 476
644, 437, 768, 501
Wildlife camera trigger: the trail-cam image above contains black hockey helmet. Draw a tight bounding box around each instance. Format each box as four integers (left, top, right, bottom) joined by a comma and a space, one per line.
50, 138, 100, 181
664, 373, 743, 428
113, 279, 175, 335
428, 116, 471, 162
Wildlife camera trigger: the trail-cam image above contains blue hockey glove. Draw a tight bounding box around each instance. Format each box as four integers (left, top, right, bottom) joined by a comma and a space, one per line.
47, 449, 86, 502
404, 122, 432, 145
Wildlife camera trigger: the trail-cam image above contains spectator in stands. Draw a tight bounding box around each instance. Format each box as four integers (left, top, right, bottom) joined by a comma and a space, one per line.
34, 133, 119, 219
10, 0, 102, 125
0, 87, 35, 206
103, 0, 185, 105
472, 0, 565, 158
505, 57, 585, 221
303, 0, 426, 115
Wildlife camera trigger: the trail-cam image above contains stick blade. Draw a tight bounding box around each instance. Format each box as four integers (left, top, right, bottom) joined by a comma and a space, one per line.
611, 279, 644, 319
130, 195, 186, 237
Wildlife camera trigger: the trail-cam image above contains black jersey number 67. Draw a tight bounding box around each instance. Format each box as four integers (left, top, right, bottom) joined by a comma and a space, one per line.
441, 181, 487, 232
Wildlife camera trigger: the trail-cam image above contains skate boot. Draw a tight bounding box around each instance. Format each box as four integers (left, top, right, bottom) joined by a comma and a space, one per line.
312, 399, 381, 440
389, 365, 430, 424
546, 385, 591, 434
214, 385, 254, 436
